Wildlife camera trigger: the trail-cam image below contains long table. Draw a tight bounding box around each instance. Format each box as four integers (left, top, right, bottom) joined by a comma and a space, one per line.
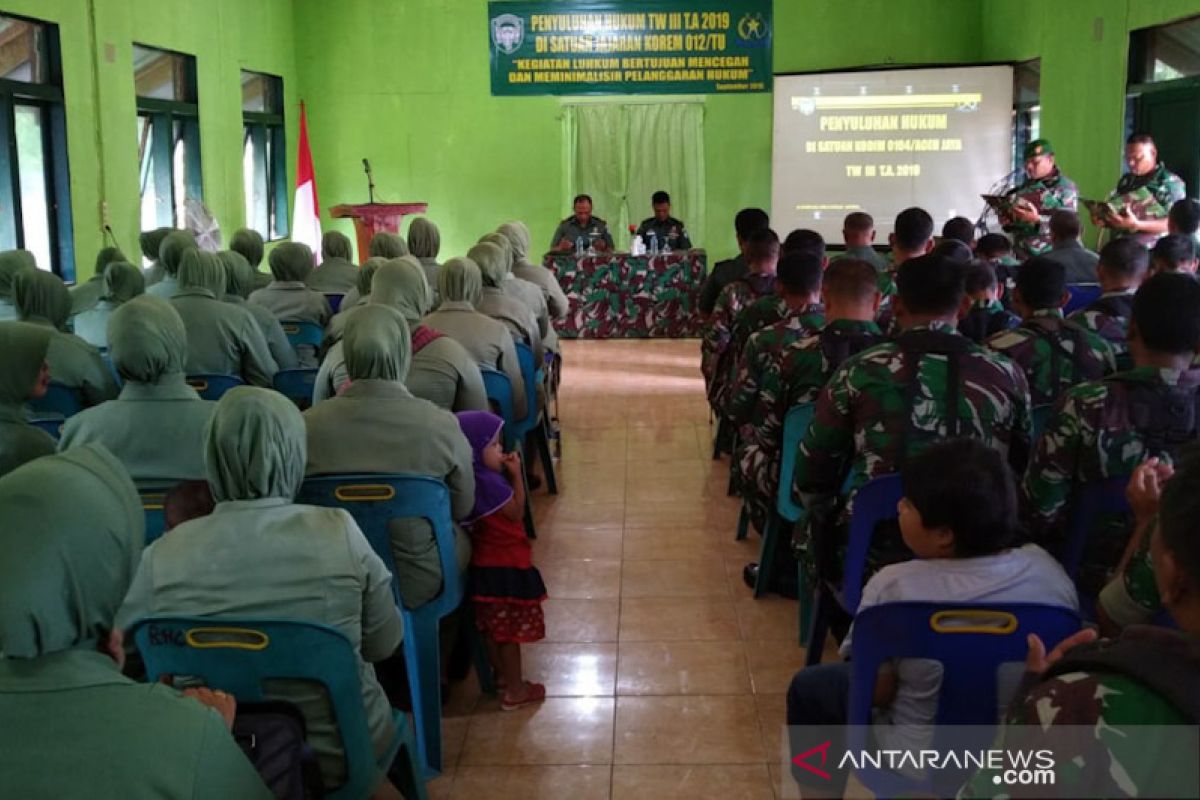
544, 250, 706, 339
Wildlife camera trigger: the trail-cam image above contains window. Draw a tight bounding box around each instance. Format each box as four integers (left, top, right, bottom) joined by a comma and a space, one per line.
1011, 59, 1040, 176
1129, 15, 1200, 85
241, 71, 287, 240
0, 14, 74, 278
134, 44, 201, 230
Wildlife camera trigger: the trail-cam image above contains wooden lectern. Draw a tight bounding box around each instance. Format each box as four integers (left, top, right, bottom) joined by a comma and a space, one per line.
330, 203, 428, 261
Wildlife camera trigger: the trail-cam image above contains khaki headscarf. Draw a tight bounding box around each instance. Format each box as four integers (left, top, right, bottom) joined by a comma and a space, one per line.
102, 261, 145, 304
407, 218, 441, 260
0, 445, 142, 657
497, 222, 531, 261
13, 269, 70, 330
0, 321, 51, 408
321, 231, 354, 261
356, 257, 385, 296
139, 227, 174, 263
177, 249, 227, 297
479, 232, 515, 270
344, 304, 412, 383
218, 250, 256, 299
269, 242, 314, 282
468, 241, 509, 288
159, 230, 198, 277
107, 295, 188, 384
204, 387, 306, 502
93, 246, 128, 276
0, 250, 37, 301
230, 228, 265, 268
369, 232, 408, 259
438, 257, 484, 305
370, 256, 430, 322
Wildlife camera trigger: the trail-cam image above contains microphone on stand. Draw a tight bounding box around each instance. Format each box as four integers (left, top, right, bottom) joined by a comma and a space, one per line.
363, 158, 376, 204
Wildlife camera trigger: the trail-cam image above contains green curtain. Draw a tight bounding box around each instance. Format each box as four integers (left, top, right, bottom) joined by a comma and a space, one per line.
563, 102, 705, 249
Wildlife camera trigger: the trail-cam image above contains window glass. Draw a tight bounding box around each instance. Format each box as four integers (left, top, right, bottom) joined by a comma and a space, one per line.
14, 105, 51, 268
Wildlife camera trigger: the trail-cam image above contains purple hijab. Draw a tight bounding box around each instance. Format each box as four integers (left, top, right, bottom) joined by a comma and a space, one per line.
455, 410, 514, 525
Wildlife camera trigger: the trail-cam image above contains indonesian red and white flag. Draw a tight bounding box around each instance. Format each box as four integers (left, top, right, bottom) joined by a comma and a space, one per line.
292, 101, 322, 264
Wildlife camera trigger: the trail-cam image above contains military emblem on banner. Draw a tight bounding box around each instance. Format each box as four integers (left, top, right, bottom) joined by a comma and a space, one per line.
737, 12, 769, 43
492, 13, 525, 55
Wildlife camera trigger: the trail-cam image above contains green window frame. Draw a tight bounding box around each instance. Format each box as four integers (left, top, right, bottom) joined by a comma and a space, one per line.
241, 71, 287, 241
134, 44, 202, 230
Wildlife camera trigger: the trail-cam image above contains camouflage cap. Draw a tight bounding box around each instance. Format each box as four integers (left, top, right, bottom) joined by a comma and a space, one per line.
1024, 138, 1054, 160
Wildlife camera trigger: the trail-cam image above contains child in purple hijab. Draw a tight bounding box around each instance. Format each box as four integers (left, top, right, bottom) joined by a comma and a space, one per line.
454, 410, 547, 711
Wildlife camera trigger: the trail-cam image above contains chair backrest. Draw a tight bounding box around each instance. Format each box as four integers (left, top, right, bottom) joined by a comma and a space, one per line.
281, 320, 325, 349
1063, 475, 1131, 579
514, 341, 538, 435
841, 473, 905, 613
273, 368, 319, 410
186, 374, 243, 401
776, 403, 816, 523
297, 474, 463, 617
29, 416, 64, 440
324, 293, 344, 313
846, 601, 1081, 796
480, 366, 517, 450
130, 616, 383, 800
1064, 283, 1102, 315
1031, 404, 1053, 440
28, 382, 83, 418
136, 480, 177, 546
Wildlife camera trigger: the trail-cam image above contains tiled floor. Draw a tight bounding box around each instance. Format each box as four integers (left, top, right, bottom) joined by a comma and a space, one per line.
427, 338, 830, 800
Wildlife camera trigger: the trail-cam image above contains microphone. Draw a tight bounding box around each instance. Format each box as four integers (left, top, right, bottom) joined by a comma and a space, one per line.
362, 158, 376, 204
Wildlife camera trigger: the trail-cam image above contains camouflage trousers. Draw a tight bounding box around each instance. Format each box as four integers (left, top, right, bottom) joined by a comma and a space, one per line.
733, 429, 777, 539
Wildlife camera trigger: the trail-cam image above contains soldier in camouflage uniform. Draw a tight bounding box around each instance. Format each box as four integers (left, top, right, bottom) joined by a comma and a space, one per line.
999, 138, 1079, 260
958, 260, 1020, 344
987, 256, 1116, 408
698, 208, 769, 316
1093, 133, 1188, 248
794, 254, 1033, 583
1024, 273, 1200, 596
964, 450, 1200, 800
1068, 237, 1149, 371
730, 260, 884, 586
700, 228, 779, 406
635, 191, 691, 251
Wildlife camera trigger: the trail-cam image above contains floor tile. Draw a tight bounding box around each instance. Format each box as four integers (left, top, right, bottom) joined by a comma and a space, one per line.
616, 640, 752, 695
733, 596, 802, 640
612, 764, 775, 800
743, 641, 810, 695
541, 598, 620, 643
620, 559, 730, 598
618, 597, 741, 642
533, 527, 623, 561
614, 695, 767, 764
459, 697, 615, 766
753, 693, 788, 761
539, 558, 622, 600
623, 525, 756, 561
536, 501, 627, 529
523, 642, 617, 697
447, 765, 611, 800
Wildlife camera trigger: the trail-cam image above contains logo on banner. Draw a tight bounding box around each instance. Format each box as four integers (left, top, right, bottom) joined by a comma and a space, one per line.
491, 13, 525, 55
791, 741, 833, 781
737, 12, 769, 43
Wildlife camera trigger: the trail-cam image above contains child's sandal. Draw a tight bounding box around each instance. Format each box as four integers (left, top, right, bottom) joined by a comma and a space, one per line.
500, 681, 546, 711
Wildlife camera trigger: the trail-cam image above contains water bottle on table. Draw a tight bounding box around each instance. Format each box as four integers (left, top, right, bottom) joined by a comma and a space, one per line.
575, 236, 585, 258
647, 231, 659, 256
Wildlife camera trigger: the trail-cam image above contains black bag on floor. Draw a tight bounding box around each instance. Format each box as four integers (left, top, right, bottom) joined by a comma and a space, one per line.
232, 701, 324, 799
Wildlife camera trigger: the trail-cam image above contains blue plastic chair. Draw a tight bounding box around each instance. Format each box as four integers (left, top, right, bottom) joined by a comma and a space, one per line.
29, 382, 83, 418
324, 293, 345, 313
515, 342, 557, 496
273, 368, 319, 410
804, 473, 905, 666
136, 480, 177, 546
281, 320, 325, 350
480, 367, 517, 450
186, 374, 243, 401
297, 474, 462, 778
129, 616, 427, 800
846, 602, 1081, 798
28, 415, 64, 439
1062, 475, 1131, 580
1064, 283, 1102, 315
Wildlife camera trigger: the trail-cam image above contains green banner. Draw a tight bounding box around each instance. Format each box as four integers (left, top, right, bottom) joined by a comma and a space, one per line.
488, 0, 772, 96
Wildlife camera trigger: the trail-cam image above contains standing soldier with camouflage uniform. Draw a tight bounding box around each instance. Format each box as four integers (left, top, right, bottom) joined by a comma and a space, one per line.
1093, 133, 1187, 248
1069, 238, 1149, 371
700, 228, 779, 409
1000, 139, 1079, 260
987, 256, 1116, 409
794, 254, 1033, 585
729, 259, 884, 588
1024, 273, 1200, 596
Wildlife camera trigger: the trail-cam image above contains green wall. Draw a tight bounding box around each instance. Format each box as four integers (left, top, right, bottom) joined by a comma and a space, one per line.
2, 0, 297, 281
11, 0, 1200, 279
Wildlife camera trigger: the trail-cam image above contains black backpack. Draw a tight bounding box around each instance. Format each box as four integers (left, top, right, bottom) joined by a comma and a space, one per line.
1083, 292, 1134, 322
1024, 316, 1096, 405
233, 701, 325, 799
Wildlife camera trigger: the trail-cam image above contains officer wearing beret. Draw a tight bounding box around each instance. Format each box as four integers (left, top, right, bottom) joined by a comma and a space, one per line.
1001, 138, 1078, 259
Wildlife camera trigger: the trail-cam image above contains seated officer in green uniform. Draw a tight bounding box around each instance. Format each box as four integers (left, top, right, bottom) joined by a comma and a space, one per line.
550, 194, 614, 253
635, 190, 692, 251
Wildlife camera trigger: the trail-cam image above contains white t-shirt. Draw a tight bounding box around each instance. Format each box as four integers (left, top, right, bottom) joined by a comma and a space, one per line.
840, 544, 1079, 750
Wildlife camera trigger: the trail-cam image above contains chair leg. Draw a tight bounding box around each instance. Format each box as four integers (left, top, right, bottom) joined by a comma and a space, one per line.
797, 562, 810, 646
470, 621, 497, 695
402, 612, 445, 778
518, 442, 537, 539
735, 503, 750, 541
387, 714, 431, 800
803, 590, 828, 667
711, 416, 726, 460
753, 514, 779, 598
536, 420, 558, 495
